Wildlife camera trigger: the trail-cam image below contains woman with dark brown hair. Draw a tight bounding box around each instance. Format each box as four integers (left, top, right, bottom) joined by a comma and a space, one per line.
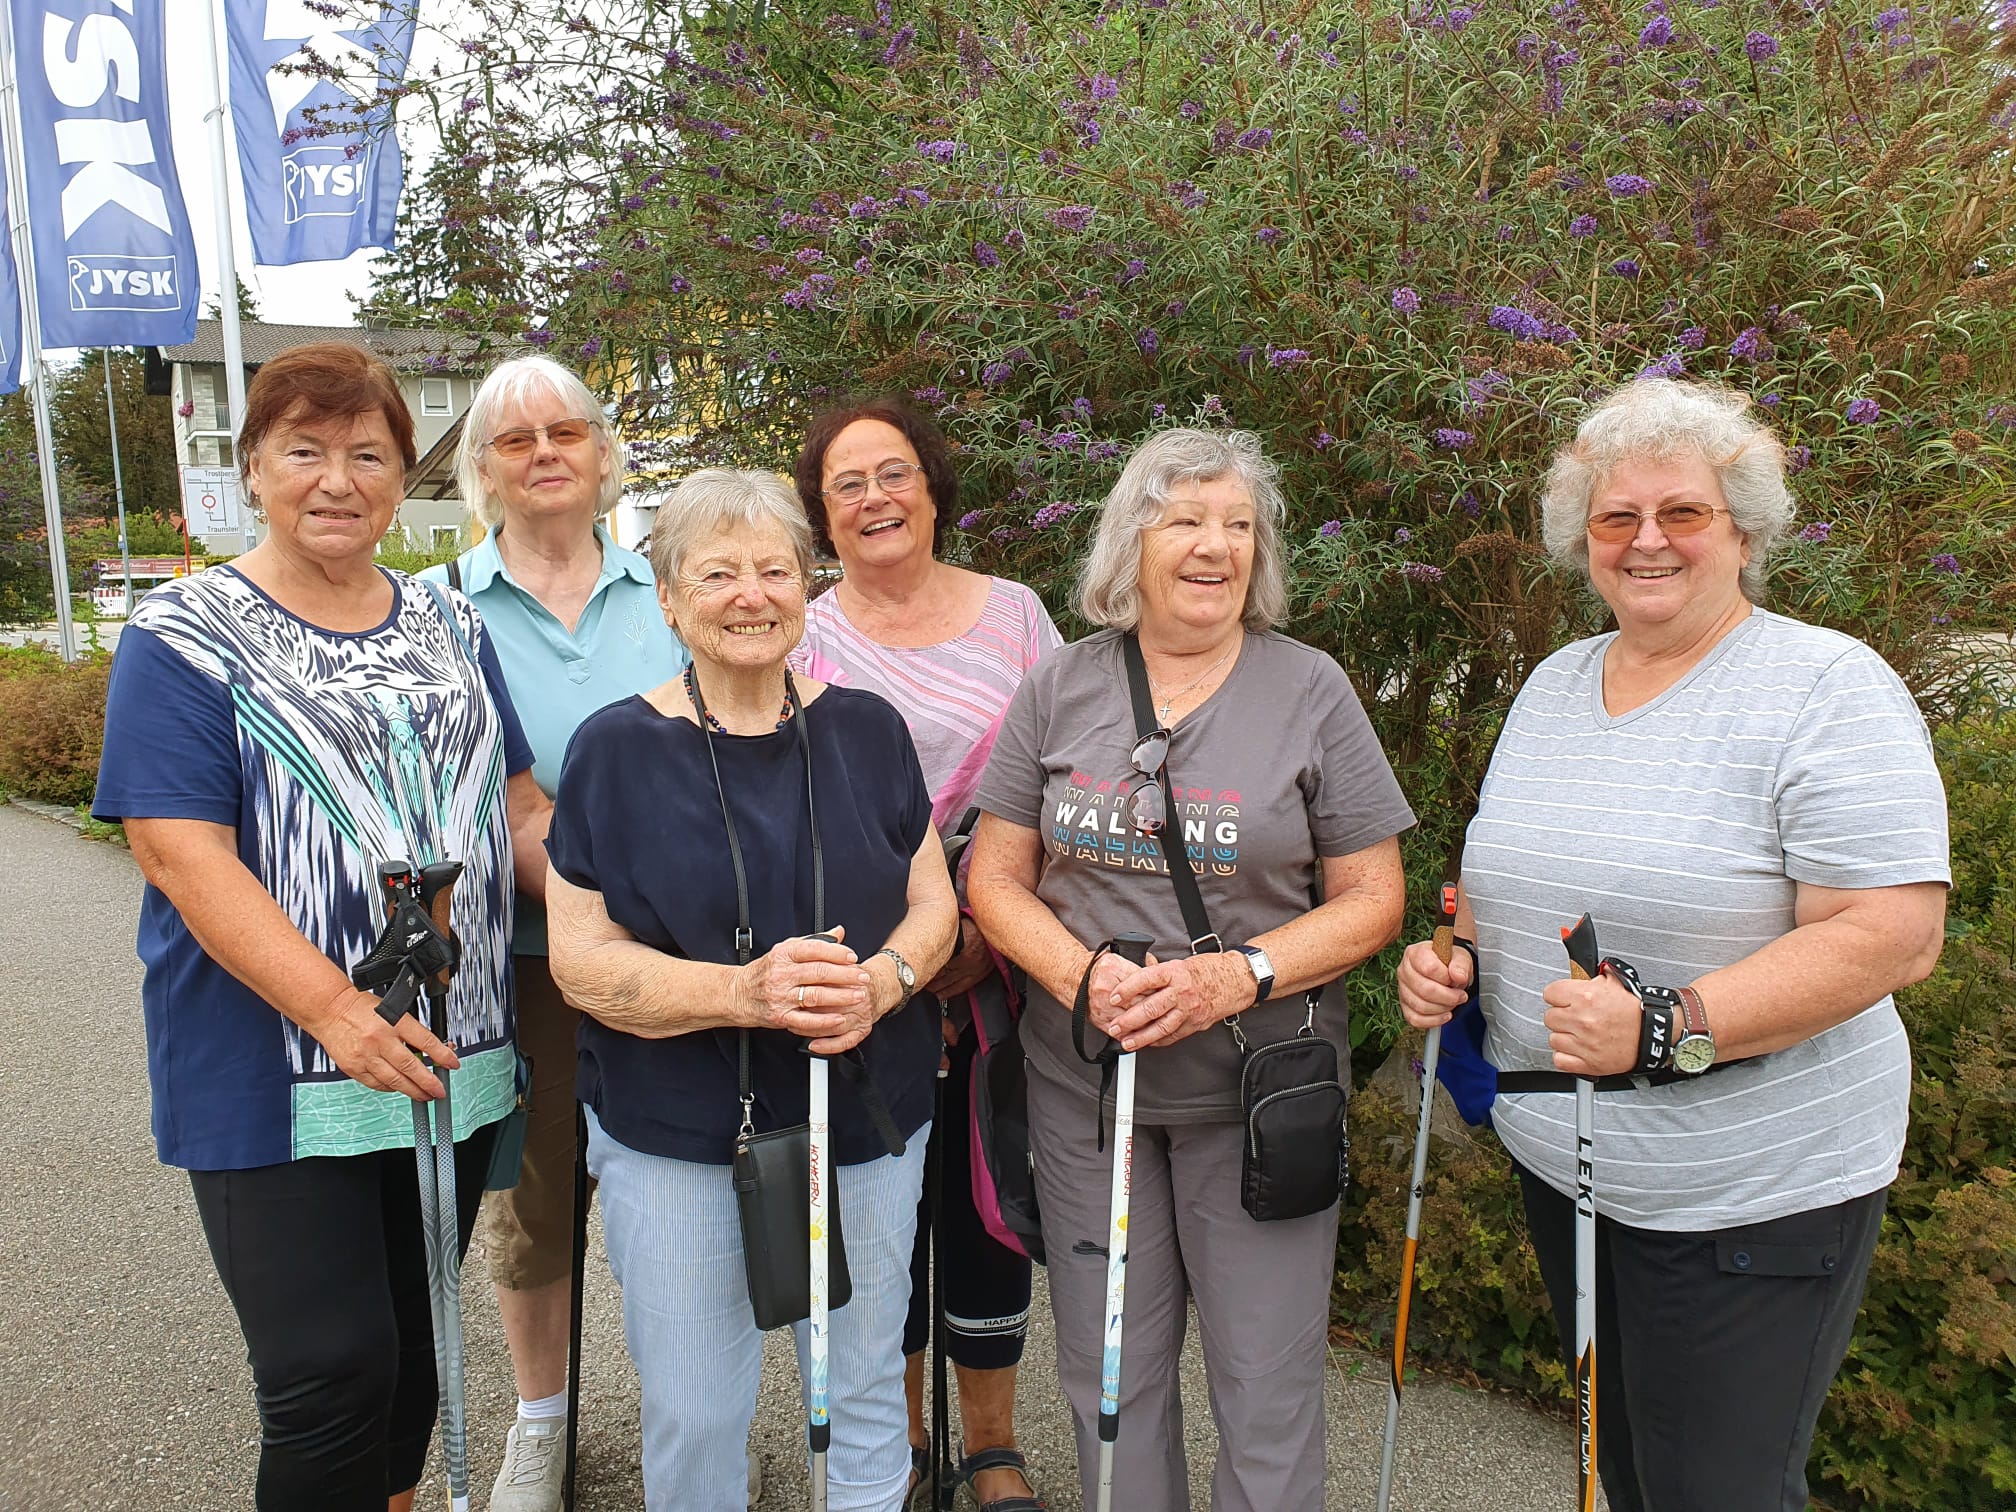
92, 342, 547, 1512
792, 398, 1059, 1509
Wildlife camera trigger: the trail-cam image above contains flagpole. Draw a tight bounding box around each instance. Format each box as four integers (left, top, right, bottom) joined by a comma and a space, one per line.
103, 351, 134, 616
197, 0, 253, 555
0, 3, 77, 661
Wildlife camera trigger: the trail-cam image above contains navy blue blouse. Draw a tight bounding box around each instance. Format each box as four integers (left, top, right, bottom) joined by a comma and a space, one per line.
546, 685, 937, 1165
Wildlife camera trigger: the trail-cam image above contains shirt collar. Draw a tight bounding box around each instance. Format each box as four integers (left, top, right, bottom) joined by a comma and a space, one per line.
465, 521, 655, 593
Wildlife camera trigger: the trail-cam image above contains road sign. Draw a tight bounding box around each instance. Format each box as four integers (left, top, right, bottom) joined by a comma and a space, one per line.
179, 466, 243, 534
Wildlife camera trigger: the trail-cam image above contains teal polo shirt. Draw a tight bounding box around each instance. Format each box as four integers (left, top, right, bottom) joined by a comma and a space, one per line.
421, 524, 687, 954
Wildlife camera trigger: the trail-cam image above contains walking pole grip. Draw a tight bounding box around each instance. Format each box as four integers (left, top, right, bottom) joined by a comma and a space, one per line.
1109, 932, 1152, 969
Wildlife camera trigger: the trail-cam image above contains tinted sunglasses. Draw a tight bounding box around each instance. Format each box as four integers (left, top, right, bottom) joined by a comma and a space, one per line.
483, 418, 596, 460
1585, 502, 1727, 543
1127, 727, 1172, 836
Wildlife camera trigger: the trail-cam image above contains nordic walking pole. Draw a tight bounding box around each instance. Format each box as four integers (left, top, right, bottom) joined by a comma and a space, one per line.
1561, 914, 1601, 1512
415, 861, 470, 1512
563, 1101, 589, 1512
931, 811, 978, 1511
1094, 930, 1155, 1512
809, 1041, 833, 1512
1376, 881, 1460, 1512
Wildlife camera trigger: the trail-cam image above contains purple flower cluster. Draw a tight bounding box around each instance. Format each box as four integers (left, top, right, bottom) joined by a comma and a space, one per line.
974, 240, 1000, 268
1639, 353, 1686, 380
1931, 552, 1961, 574
1569, 214, 1599, 238
1032, 501, 1082, 528
1605, 173, 1653, 197
1744, 30, 1779, 60
1255, 225, 1286, 246
781, 274, 836, 309
1089, 73, 1121, 101
957, 511, 985, 531
1678, 326, 1706, 350
1400, 562, 1448, 584
1434, 428, 1474, 450
1466, 370, 1509, 408
525, 328, 554, 348
1730, 326, 1768, 362
1048, 205, 1095, 232
1638, 14, 1672, 47
849, 196, 881, 220
1172, 181, 1206, 211
795, 247, 824, 266
881, 24, 915, 64
1611, 258, 1642, 278
1799, 521, 1833, 543
1266, 346, 1310, 366
1314, 430, 1336, 449
1489, 304, 1574, 343
1787, 444, 1812, 474
912, 386, 947, 406
1318, 520, 1343, 538
1137, 328, 1160, 354
1392, 286, 1421, 314
1179, 99, 1202, 120
1845, 398, 1883, 424
1236, 127, 1275, 150
1876, 8, 1907, 33
916, 139, 964, 162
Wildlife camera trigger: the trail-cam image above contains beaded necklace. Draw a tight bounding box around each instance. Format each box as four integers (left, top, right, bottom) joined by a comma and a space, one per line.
684, 664, 793, 734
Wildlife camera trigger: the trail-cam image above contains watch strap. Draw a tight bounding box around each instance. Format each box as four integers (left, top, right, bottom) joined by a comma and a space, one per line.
1676, 985, 1710, 1036
1233, 944, 1274, 1003
876, 947, 916, 1002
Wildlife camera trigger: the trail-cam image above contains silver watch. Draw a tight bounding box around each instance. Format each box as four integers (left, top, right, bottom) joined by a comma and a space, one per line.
1233, 943, 1275, 1004
876, 947, 917, 1004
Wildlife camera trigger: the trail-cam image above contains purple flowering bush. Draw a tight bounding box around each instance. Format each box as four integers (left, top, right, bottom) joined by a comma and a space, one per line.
366, 4, 2016, 1487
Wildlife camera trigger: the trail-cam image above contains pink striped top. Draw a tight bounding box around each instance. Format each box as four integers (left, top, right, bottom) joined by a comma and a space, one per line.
791, 576, 1062, 831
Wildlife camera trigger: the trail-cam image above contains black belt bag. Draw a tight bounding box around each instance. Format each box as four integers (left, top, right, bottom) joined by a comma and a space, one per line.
1235, 1007, 1348, 1223
734, 1116, 852, 1331
1120, 634, 1349, 1224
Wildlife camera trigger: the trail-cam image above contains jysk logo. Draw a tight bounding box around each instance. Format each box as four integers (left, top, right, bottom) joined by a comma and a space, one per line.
281, 144, 370, 225
66, 252, 176, 312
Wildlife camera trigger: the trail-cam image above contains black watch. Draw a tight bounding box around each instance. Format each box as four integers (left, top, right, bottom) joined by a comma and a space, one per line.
1233, 944, 1275, 1004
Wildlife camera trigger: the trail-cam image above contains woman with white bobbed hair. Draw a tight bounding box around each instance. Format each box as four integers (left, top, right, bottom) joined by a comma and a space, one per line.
1399, 379, 1950, 1512
419, 354, 688, 1511
968, 427, 1414, 1512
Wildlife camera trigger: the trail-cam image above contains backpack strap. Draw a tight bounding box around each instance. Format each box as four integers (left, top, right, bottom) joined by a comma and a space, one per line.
417, 576, 475, 665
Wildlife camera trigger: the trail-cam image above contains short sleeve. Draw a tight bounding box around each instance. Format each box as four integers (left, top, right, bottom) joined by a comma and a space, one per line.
1305, 659, 1416, 856
976, 662, 1048, 828
890, 706, 933, 853
92, 624, 242, 826
1774, 646, 1950, 889
545, 713, 614, 892
472, 617, 535, 775
1015, 581, 1066, 664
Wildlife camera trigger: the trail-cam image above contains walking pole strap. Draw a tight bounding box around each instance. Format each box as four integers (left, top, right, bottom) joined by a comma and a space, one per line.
1071, 943, 1123, 1151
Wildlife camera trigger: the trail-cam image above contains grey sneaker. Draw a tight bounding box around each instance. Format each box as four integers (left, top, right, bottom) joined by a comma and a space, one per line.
747, 1446, 763, 1504
490, 1417, 566, 1512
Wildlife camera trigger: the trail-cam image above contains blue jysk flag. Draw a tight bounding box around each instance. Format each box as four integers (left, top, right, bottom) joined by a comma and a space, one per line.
10, 0, 198, 348
227, 0, 417, 266
0, 126, 20, 395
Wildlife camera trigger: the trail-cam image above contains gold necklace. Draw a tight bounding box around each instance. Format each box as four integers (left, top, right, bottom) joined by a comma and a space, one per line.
1147, 641, 1237, 722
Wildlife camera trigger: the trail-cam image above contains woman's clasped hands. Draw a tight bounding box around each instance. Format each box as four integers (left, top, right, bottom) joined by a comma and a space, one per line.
736, 926, 880, 1055
1087, 947, 1260, 1052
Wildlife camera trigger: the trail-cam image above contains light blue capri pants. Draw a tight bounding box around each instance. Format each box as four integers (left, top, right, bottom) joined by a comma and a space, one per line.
585, 1108, 929, 1512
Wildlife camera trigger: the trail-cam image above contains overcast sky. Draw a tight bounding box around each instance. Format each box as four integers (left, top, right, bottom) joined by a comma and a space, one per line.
162, 1, 460, 329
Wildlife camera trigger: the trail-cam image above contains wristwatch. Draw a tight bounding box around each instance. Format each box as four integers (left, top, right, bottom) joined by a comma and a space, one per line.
1672, 986, 1717, 1075
876, 947, 917, 1006
1233, 944, 1275, 1004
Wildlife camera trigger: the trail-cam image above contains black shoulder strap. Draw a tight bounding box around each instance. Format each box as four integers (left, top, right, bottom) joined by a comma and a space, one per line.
1120, 633, 1221, 954
446, 554, 463, 593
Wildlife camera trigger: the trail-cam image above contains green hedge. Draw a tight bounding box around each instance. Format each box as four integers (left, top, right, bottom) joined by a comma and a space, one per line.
1338, 712, 2016, 1511
0, 645, 111, 807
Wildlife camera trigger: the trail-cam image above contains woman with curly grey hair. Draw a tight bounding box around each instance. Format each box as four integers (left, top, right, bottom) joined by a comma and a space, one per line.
1398, 379, 1950, 1512
968, 427, 1413, 1511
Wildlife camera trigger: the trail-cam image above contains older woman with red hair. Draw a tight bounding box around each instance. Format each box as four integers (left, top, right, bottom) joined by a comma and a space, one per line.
93, 343, 547, 1512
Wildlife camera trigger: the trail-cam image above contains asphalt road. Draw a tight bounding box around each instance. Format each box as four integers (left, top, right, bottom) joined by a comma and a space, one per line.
0, 801, 1595, 1510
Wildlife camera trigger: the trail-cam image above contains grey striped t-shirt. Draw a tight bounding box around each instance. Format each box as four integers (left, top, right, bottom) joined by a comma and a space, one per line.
1466, 609, 1949, 1230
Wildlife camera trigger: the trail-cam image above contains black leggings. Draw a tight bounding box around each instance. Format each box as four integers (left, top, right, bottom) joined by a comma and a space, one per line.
903, 1026, 1033, 1369
190, 1125, 495, 1512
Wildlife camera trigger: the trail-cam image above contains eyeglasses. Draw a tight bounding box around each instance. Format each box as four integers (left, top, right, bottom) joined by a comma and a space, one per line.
1585, 503, 1728, 543
824, 462, 924, 507
482, 418, 596, 460
1127, 727, 1172, 837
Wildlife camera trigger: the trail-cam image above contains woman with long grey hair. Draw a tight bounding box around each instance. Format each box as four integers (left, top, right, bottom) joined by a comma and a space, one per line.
967, 428, 1413, 1511
1399, 379, 1949, 1511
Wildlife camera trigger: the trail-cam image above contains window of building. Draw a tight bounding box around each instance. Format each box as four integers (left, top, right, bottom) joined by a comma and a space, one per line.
419, 378, 454, 416
431, 524, 462, 549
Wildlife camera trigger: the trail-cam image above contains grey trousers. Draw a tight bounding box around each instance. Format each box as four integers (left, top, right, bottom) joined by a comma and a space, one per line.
1027, 1058, 1338, 1512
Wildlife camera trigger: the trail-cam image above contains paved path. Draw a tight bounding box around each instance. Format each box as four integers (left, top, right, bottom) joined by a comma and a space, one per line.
0, 801, 1593, 1510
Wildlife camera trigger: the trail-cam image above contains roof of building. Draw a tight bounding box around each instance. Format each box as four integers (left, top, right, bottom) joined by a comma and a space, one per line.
155, 320, 512, 374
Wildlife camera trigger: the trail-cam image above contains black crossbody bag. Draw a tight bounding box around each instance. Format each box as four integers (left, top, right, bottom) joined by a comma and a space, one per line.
689, 670, 905, 1330
1119, 635, 1349, 1223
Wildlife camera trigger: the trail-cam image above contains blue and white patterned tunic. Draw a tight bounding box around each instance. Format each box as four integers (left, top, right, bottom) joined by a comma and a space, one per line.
94, 565, 534, 1171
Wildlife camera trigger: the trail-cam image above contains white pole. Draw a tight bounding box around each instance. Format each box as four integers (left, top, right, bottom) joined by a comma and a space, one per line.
103, 352, 134, 615
0, 4, 78, 661
196, 0, 253, 554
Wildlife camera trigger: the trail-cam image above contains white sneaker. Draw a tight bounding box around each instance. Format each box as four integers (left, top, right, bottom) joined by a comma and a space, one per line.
490, 1417, 566, 1512
747, 1446, 764, 1504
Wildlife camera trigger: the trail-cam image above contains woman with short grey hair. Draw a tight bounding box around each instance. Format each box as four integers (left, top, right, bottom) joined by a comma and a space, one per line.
1400, 378, 1948, 1512
420, 352, 686, 1512
968, 427, 1414, 1512
545, 467, 959, 1511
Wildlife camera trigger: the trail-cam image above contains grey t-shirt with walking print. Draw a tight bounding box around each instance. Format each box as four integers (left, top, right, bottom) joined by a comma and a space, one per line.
978, 628, 1416, 1123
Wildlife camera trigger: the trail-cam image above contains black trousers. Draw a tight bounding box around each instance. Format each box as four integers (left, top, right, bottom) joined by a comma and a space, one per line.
1517, 1163, 1885, 1512
190, 1123, 496, 1512
902, 1025, 1033, 1371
